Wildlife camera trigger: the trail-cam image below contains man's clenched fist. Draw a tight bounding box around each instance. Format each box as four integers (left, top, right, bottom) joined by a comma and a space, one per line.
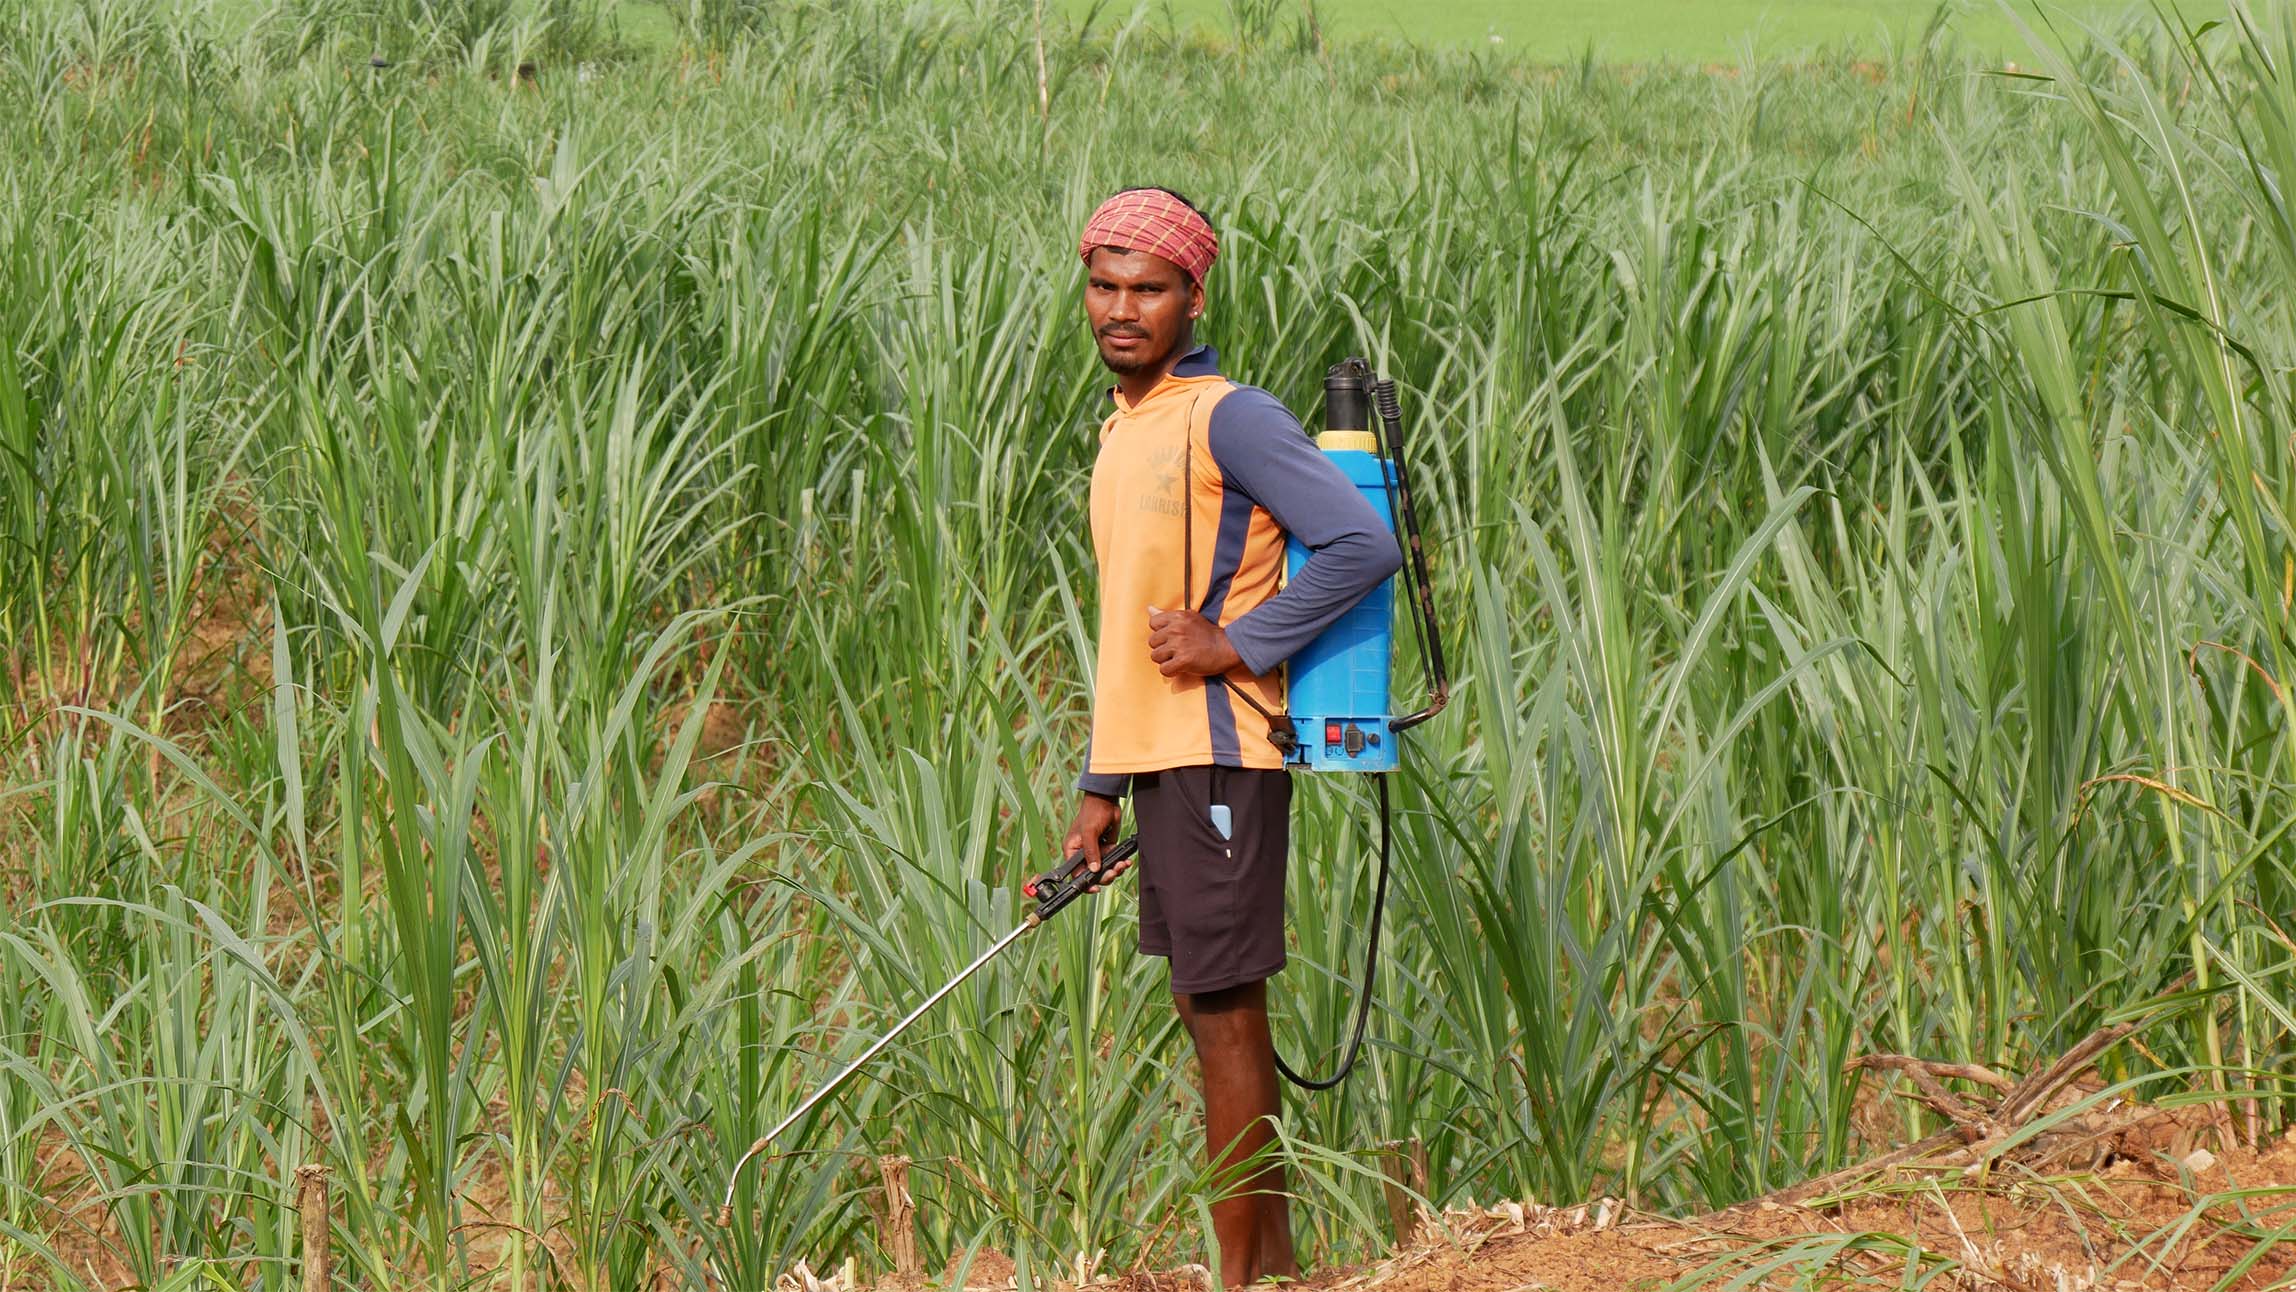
1146, 605, 1242, 678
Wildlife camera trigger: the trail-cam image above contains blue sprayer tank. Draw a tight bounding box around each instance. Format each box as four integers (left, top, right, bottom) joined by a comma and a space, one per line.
1284, 361, 1401, 773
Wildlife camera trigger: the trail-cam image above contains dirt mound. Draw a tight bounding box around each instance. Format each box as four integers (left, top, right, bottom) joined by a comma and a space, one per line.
928, 1056, 2296, 1292
951, 1029, 2296, 1291
1038, 1125, 2296, 1292
1283, 1127, 2296, 1290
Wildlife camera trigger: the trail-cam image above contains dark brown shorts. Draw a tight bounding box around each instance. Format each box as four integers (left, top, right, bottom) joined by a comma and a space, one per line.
1131, 764, 1291, 994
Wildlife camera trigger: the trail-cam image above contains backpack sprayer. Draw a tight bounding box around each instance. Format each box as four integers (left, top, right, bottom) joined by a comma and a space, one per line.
719, 358, 1446, 1222
1262, 357, 1447, 1089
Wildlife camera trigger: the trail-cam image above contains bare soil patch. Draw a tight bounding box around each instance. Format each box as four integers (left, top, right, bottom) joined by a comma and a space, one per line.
899, 1109, 2296, 1292
1277, 1127, 2296, 1290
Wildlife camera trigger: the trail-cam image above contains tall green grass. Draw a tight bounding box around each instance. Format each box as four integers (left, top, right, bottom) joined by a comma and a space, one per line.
2, 0, 2293, 1288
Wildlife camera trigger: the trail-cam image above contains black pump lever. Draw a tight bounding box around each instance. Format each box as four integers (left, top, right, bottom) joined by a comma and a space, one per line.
1369, 377, 1448, 733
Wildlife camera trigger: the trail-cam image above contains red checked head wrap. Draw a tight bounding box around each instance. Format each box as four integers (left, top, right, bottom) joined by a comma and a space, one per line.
1078, 189, 1218, 283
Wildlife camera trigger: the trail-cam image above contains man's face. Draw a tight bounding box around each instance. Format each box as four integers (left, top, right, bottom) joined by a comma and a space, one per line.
1084, 247, 1203, 377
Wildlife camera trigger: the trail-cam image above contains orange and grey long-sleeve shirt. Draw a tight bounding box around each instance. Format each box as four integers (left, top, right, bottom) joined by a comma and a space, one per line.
1078, 345, 1401, 796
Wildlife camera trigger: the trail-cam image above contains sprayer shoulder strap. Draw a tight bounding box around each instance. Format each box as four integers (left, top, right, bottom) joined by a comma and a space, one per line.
1182, 402, 1291, 736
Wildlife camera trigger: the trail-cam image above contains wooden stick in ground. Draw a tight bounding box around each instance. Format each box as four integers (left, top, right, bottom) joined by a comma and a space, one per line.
875, 1154, 920, 1280
294, 1164, 331, 1292
1378, 1138, 1428, 1243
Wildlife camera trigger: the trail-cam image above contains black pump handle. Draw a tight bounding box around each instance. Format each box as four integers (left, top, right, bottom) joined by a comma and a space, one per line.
1025, 835, 1141, 922
1364, 373, 1449, 732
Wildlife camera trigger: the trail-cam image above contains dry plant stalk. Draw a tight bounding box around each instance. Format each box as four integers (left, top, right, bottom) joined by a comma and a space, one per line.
293, 1164, 331, 1292
1753, 1001, 2194, 1212
875, 1154, 920, 1279
1379, 1138, 1429, 1243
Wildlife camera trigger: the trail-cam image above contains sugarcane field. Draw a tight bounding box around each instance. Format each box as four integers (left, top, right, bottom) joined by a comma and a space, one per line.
8, 0, 2296, 1287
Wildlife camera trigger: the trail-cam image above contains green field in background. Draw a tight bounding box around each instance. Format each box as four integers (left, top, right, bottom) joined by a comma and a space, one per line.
189, 0, 2167, 63
1063, 0, 2152, 60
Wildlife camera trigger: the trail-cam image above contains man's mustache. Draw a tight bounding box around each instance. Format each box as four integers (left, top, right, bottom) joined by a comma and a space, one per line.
1099, 325, 1149, 339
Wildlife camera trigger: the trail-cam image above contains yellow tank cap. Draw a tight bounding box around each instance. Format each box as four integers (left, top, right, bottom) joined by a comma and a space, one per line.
1317, 430, 1379, 453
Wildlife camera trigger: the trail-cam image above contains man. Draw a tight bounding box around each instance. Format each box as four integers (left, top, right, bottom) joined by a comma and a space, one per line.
1055, 187, 1401, 1286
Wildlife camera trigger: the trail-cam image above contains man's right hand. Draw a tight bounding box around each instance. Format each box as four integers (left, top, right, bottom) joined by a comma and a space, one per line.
1055, 793, 1126, 894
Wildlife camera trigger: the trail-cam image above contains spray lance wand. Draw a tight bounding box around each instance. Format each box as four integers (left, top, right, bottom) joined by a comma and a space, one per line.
719, 357, 1446, 1224
716, 835, 1140, 1225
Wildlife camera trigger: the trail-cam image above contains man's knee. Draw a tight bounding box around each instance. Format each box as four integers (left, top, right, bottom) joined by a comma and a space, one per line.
1187, 980, 1267, 1015
1180, 979, 1268, 1048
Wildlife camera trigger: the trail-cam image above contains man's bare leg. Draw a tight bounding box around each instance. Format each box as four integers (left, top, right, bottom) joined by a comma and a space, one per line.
1175, 982, 1298, 1286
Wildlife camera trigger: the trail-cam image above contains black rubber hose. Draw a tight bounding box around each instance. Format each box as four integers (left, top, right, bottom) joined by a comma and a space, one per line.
1275, 773, 1392, 1091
